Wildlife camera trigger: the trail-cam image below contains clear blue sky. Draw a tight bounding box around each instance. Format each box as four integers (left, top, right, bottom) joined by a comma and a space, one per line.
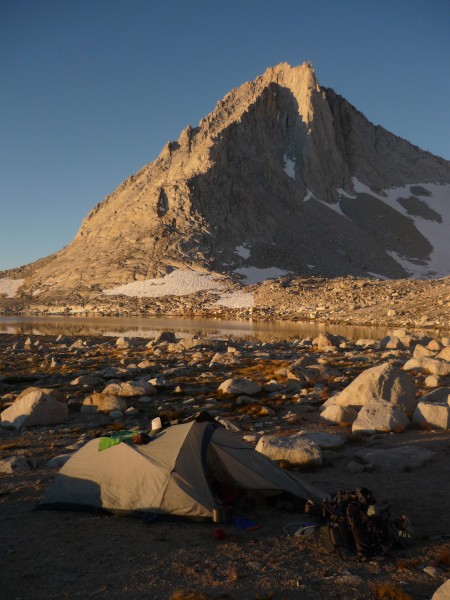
1, 0, 449, 271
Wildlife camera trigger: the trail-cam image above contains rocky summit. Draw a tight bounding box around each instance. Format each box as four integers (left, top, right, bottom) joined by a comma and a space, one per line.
1, 62, 450, 311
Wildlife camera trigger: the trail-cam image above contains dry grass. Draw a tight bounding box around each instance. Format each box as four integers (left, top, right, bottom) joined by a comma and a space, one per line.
106, 421, 127, 431
434, 546, 450, 566
236, 360, 287, 382
0, 441, 21, 451
159, 410, 184, 422
236, 403, 267, 416
169, 590, 211, 600
395, 557, 421, 571
370, 583, 414, 600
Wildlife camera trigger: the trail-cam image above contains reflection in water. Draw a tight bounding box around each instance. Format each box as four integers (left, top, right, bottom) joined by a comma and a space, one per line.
0, 315, 441, 341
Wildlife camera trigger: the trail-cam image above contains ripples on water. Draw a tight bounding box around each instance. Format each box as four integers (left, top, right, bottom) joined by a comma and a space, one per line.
0, 315, 440, 342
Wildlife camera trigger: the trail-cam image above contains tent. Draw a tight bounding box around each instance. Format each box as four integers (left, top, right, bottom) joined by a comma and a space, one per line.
40, 418, 321, 520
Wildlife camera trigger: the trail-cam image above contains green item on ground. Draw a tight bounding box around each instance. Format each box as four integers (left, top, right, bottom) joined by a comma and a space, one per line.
98, 430, 151, 451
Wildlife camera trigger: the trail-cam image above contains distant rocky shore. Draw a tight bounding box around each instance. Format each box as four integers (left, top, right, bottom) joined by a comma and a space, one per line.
1, 275, 449, 333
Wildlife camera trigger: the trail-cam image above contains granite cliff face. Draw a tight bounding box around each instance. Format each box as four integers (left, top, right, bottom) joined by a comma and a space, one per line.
2, 62, 450, 301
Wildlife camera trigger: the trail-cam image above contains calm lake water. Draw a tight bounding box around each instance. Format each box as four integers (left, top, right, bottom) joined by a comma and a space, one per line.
0, 315, 439, 342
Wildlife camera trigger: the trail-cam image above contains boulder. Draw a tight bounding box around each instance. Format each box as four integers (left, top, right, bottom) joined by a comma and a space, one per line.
320, 404, 358, 425
413, 400, 450, 429
355, 339, 377, 348
352, 398, 410, 434
336, 362, 417, 414
427, 340, 443, 352
380, 336, 404, 350
419, 388, 450, 403
115, 337, 131, 348
0, 457, 31, 473
424, 375, 443, 387
255, 434, 322, 467
403, 357, 450, 377
295, 430, 346, 449
70, 374, 105, 387
138, 360, 154, 370
313, 332, 345, 351
355, 446, 436, 472
1, 388, 68, 429
287, 354, 318, 375
431, 579, 450, 600
80, 393, 127, 414
155, 330, 178, 344
413, 344, 436, 359
209, 352, 239, 367
287, 355, 339, 384
436, 346, 450, 362
103, 380, 156, 397
217, 378, 261, 396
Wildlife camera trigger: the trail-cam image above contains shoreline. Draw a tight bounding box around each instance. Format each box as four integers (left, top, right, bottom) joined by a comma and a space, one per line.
0, 275, 448, 332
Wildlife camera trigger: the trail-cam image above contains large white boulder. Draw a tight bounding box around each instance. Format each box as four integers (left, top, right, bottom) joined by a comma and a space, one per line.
255, 434, 322, 467
217, 378, 260, 396
352, 398, 410, 434
403, 357, 450, 377
1, 387, 68, 429
336, 362, 417, 414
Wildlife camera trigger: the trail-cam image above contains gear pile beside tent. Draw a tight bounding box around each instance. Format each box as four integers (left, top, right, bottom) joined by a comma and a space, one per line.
39, 415, 321, 520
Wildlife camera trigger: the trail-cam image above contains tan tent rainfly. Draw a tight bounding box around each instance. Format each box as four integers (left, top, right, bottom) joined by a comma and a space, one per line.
40, 420, 319, 519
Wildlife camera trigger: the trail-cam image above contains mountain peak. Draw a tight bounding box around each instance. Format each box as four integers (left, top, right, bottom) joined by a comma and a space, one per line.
2, 62, 450, 303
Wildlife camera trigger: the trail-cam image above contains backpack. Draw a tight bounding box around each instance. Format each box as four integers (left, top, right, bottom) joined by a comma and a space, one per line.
309, 487, 409, 559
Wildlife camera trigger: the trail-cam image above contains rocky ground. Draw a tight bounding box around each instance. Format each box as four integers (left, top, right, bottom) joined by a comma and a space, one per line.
1, 275, 450, 332
1, 328, 450, 600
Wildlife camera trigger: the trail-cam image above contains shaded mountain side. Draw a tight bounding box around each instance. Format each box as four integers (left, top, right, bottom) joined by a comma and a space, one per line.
1, 62, 449, 300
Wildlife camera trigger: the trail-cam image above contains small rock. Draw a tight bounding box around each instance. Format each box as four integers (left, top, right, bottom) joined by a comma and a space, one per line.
423, 566, 444, 578
0, 456, 31, 473
346, 460, 365, 474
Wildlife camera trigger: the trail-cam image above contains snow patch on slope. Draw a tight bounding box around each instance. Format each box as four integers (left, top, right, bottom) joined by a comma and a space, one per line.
216, 291, 254, 308
103, 270, 254, 308
352, 178, 450, 278
103, 271, 224, 297
283, 155, 296, 179
0, 279, 23, 298
235, 245, 251, 259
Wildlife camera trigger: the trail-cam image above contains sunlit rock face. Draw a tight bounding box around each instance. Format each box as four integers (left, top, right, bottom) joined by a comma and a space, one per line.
2, 61, 450, 301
